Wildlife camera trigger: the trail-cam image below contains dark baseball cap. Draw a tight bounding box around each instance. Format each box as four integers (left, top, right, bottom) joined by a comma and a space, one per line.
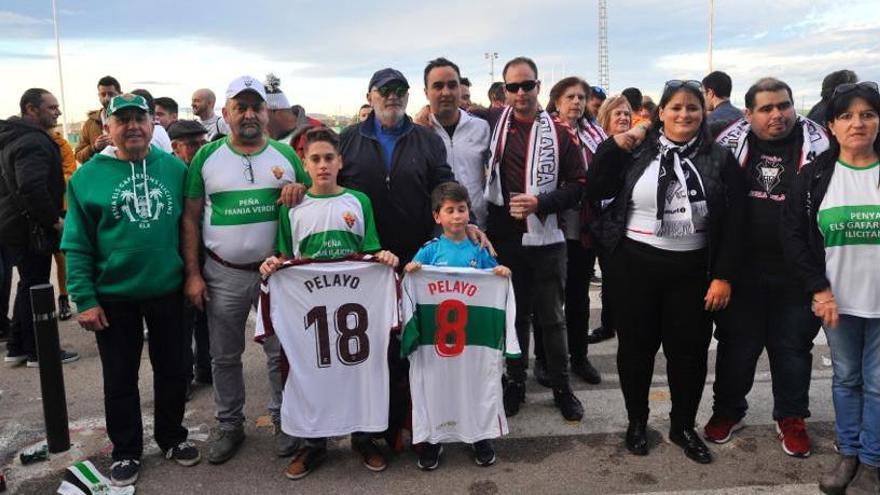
167, 119, 208, 140
368, 68, 409, 91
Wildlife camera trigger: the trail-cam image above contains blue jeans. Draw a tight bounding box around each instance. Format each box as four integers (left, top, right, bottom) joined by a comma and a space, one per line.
825, 315, 880, 467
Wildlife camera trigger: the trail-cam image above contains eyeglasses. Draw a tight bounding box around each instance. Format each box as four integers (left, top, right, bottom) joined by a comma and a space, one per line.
664, 80, 703, 91
242, 155, 254, 184
832, 81, 880, 99
376, 85, 408, 98
505, 80, 538, 93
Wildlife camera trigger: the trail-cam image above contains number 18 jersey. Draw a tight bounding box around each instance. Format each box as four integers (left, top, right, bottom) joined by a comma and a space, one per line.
255, 258, 399, 437
401, 266, 520, 444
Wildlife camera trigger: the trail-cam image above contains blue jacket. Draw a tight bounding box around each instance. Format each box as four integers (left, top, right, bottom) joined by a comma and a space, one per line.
339, 112, 454, 262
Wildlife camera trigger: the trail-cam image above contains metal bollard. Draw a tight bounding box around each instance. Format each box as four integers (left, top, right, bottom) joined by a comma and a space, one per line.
30, 283, 70, 453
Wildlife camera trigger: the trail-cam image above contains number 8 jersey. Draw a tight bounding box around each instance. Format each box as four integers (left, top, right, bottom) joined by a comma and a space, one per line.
255, 258, 399, 437
401, 266, 521, 444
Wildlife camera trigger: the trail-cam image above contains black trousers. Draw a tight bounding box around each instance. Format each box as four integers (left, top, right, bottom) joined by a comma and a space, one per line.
496, 240, 569, 387
596, 250, 614, 332
712, 270, 820, 421
95, 291, 190, 460
187, 305, 211, 379
611, 239, 712, 430
7, 246, 52, 356
535, 240, 592, 365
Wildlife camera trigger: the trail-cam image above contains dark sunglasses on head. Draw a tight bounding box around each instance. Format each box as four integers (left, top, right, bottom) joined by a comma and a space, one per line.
832, 81, 880, 99
664, 79, 703, 91
505, 80, 538, 93
377, 85, 409, 98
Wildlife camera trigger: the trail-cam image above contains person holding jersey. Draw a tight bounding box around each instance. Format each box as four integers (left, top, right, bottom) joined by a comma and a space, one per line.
587, 79, 746, 465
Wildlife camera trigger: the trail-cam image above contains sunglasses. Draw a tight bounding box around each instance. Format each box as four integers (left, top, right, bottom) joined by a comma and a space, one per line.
832, 81, 880, 99
664, 80, 703, 91
505, 80, 538, 93
376, 85, 409, 98
242, 155, 254, 184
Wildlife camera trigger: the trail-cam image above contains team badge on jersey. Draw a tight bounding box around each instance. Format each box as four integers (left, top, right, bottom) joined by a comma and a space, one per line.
343, 211, 357, 229
271, 165, 284, 180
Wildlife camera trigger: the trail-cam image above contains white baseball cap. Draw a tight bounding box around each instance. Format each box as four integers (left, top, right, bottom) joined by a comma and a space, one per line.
225, 75, 267, 101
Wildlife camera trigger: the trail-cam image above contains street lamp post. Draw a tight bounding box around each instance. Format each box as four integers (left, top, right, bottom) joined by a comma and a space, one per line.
51, 0, 69, 139
485, 51, 498, 82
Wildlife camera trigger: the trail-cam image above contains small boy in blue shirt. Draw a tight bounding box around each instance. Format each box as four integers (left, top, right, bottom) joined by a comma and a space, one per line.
404, 182, 510, 470
406, 182, 510, 276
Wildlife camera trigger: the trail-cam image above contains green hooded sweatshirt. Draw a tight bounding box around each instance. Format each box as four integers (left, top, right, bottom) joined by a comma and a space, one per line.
61, 146, 187, 311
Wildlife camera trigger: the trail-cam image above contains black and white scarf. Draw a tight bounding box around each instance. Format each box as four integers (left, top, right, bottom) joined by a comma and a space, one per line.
654, 134, 708, 237
485, 106, 564, 246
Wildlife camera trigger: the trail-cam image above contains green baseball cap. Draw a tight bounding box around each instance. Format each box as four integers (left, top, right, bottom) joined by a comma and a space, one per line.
107, 93, 150, 117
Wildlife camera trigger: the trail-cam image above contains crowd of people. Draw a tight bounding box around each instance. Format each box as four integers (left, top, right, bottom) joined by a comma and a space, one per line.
0, 57, 878, 495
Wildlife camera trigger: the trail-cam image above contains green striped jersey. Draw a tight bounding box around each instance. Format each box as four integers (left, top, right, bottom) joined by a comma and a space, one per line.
401, 266, 520, 443
817, 160, 880, 317
277, 188, 380, 259
184, 137, 309, 263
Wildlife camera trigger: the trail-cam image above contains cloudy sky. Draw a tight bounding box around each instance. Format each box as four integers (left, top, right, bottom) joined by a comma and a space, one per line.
2, 0, 878, 125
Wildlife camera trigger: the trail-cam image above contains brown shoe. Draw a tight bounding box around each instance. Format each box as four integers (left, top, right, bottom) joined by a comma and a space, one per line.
820, 454, 858, 494
352, 437, 387, 472
285, 446, 327, 480
845, 463, 879, 495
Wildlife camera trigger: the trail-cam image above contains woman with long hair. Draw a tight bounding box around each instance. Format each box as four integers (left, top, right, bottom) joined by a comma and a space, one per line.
783, 81, 880, 494
587, 80, 746, 464
530, 77, 607, 386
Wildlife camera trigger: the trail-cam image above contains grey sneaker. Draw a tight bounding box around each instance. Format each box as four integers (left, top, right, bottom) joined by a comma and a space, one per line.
819, 454, 858, 495
208, 426, 245, 464
844, 463, 879, 495
273, 418, 301, 457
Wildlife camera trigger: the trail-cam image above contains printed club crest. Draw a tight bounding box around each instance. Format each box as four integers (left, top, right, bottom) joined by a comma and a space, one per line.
342, 211, 356, 229
271, 166, 284, 180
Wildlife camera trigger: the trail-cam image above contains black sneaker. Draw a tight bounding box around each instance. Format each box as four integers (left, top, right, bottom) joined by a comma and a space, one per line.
4, 350, 27, 365
571, 359, 602, 385
503, 379, 526, 417
553, 387, 584, 422
110, 458, 140, 486
26, 350, 80, 368
473, 440, 496, 467
533, 360, 551, 388
417, 443, 443, 471
164, 441, 201, 466
586, 326, 615, 344
58, 295, 73, 321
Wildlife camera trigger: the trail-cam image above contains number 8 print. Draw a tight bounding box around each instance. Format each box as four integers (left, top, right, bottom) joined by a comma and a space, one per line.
435, 299, 467, 357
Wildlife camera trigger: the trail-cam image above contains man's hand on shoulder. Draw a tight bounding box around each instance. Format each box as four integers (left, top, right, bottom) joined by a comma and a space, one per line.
278, 183, 307, 207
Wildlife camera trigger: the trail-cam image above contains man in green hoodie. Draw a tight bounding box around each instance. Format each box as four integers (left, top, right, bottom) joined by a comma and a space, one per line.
62, 94, 200, 487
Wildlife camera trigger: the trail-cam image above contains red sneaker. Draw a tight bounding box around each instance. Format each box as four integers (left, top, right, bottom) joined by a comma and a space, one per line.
703, 414, 744, 444
776, 417, 811, 458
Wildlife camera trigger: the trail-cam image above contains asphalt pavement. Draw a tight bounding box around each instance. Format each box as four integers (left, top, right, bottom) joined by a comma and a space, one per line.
0, 279, 836, 494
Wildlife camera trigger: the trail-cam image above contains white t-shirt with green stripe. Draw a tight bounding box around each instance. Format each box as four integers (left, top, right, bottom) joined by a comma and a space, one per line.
185, 137, 308, 263
817, 160, 880, 317
401, 266, 521, 444
277, 188, 380, 259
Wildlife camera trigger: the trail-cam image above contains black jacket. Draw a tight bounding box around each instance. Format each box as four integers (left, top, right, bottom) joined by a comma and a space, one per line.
339, 113, 454, 262
0, 118, 64, 247
586, 133, 747, 280
781, 149, 838, 294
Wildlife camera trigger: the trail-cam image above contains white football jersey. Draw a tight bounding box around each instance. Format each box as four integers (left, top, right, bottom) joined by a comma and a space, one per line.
401, 266, 520, 444
256, 258, 399, 437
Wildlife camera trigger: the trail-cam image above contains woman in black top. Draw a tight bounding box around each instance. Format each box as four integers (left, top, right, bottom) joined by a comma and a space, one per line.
587, 80, 746, 464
